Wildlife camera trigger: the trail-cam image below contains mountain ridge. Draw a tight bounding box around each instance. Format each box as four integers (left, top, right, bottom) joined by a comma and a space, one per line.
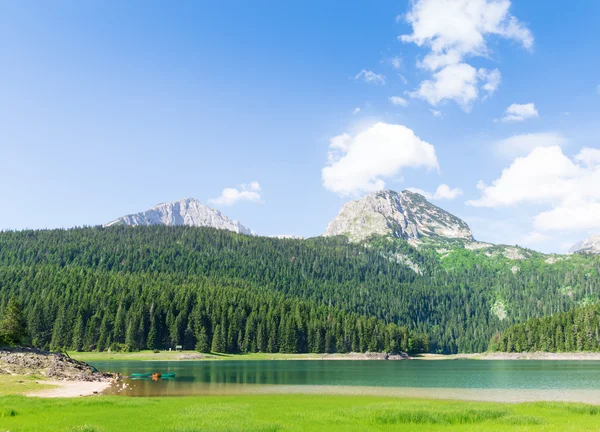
324, 189, 474, 243
104, 197, 252, 235
570, 235, 600, 255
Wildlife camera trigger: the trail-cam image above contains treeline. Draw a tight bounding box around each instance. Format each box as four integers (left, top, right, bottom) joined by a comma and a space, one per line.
0, 266, 427, 354
0, 225, 599, 353
489, 304, 600, 352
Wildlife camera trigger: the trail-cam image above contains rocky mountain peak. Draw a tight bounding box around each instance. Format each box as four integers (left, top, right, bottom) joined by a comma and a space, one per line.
569, 235, 600, 254
104, 198, 252, 235
323, 189, 473, 242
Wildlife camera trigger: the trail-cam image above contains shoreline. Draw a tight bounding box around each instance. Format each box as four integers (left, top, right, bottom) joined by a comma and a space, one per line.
70, 350, 600, 362
416, 352, 600, 361
26, 380, 112, 398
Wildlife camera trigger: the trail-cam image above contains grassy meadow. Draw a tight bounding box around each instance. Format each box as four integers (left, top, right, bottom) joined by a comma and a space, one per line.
0, 374, 55, 397
1, 392, 600, 431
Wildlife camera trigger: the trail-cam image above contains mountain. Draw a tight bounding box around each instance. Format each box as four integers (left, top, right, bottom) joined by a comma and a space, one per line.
324, 189, 473, 242
569, 235, 600, 254
104, 198, 252, 235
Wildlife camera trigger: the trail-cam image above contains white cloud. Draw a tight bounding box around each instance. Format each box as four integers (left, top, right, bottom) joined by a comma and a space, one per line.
400, 0, 532, 108
575, 147, 600, 167
352, 107, 361, 114
492, 132, 568, 158
408, 184, 463, 200
535, 202, 600, 232
322, 122, 439, 196
391, 57, 402, 69
389, 96, 408, 107
210, 181, 262, 206
468, 145, 600, 232
521, 231, 548, 245
479, 68, 501, 97
501, 103, 539, 122
409, 63, 500, 109
355, 69, 386, 85
431, 109, 442, 117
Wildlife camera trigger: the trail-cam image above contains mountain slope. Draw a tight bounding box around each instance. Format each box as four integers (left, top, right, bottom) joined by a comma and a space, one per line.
324, 190, 473, 242
104, 198, 252, 234
2, 225, 599, 353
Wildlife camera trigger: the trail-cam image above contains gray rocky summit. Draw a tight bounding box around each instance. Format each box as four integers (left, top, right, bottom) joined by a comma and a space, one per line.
569, 235, 600, 254
323, 189, 473, 242
104, 198, 252, 235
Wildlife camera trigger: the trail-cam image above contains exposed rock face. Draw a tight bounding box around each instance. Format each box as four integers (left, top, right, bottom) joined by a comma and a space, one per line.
324, 190, 473, 242
569, 235, 600, 254
0, 348, 113, 382
105, 198, 252, 235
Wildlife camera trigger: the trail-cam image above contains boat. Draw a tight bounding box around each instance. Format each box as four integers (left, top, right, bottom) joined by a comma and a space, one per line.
130, 372, 176, 379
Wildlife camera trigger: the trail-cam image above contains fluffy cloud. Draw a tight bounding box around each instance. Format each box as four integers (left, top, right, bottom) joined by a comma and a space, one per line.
467, 146, 600, 232
389, 96, 408, 107
409, 63, 500, 109
400, 0, 532, 108
322, 122, 439, 196
408, 184, 463, 200
355, 69, 385, 85
501, 103, 539, 122
574, 147, 600, 167
210, 181, 262, 206
391, 57, 402, 69
352, 107, 361, 114
492, 132, 568, 158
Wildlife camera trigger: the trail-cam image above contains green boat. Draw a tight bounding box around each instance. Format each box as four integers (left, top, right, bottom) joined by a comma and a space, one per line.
130, 373, 176, 379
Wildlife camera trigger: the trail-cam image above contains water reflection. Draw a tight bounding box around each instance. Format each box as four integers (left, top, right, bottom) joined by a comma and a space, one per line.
92, 360, 600, 397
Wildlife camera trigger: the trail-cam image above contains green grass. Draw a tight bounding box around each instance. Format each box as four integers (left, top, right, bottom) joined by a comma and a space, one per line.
69, 350, 342, 362
0, 394, 599, 431
0, 374, 56, 396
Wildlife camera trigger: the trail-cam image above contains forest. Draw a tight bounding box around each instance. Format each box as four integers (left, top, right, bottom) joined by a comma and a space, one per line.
489, 303, 600, 352
0, 225, 599, 353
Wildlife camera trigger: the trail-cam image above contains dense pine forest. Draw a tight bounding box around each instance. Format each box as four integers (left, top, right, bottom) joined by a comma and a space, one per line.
0, 226, 599, 353
488, 304, 600, 352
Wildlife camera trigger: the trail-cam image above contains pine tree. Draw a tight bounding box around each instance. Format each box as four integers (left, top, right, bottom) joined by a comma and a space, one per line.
0, 297, 27, 346
147, 313, 159, 350
195, 326, 210, 352
71, 312, 85, 351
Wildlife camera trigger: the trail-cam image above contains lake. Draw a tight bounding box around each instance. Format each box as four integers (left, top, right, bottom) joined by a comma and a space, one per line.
93, 360, 600, 403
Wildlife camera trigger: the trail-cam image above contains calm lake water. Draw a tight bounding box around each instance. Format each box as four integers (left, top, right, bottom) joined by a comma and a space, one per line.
93, 360, 600, 402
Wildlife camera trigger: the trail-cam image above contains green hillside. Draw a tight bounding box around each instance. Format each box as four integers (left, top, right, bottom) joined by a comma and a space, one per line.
489, 303, 600, 352
0, 226, 599, 353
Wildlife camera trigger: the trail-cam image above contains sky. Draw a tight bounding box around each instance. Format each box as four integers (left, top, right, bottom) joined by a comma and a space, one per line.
1, 0, 599, 253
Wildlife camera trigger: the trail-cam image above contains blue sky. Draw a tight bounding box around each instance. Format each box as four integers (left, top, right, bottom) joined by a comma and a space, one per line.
1, 1, 599, 252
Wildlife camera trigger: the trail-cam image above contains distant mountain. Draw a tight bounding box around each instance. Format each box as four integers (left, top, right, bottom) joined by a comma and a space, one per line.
324, 189, 474, 242
104, 198, 252, 235
569, 235, 600, 254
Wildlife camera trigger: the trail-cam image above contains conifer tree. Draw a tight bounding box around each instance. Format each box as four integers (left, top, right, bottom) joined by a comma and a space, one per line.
0, 297, 27, 346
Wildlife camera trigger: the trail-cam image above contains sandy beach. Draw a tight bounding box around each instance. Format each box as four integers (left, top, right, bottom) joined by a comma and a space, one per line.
27, 380, 112, 398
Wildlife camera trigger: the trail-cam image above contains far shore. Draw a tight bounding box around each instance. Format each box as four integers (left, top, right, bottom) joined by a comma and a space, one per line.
69, 350, 600, 362
416, 352, 600, 361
